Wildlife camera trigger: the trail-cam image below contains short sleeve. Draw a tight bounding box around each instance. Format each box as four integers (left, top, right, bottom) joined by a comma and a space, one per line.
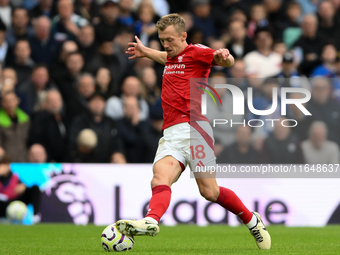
192, 44, 216, 66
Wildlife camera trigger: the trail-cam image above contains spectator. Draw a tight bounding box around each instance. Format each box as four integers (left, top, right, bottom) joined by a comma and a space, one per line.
119, 0, 136, 27
311, 44, 337, 78
77, 73, 96, 101
261, 118, 305, 163
0, 0, 12, 28
272, 40, 286, 56
51, 0, 88, 43
85, 41, 121, 87
95, 0, 123, 43
186, 26, 204, 45
105, 76, 149, 121
95, 67, 115, 99
287, 92, 314, 142
66, 72, 96, 118
54, 52, 84, 104
302, 121, 340, 164
29, 0, 56, 19
210, 0, 248, 34
244, 27, 282, 78
216, 126, 260, 164
139, 66, 160, 106
27, 143, 48, 163
191, 0, 216, 44
293, 14, 326, 76
29, 16, 61, 66
77, 25, 97, 64
262, 0, 288, 37
8, 39, 35, 88
0, 146, 4, 157
279, 2, 303, 49
134, 0, 169, 17
0, 68, 30, 114
0, 154, 41, 223
227, 20, 256, 59
28, 90, 68, 162
134, 0, 157, 46
317, 0, 338, 41
247, 4, 269, 39
278, 52, 298, 79
248, 77, 281, 121
50, 40, 78, 80
229, 59, 249, 92
277, 52, 304, 88
6, 8, 34, 48
142, 98, 163, 163
228, 8, 248, 25
333, 57, 340, 103
307, 77, 340, 146
0, 19, 11, 65
74, 0, 100, 24
68, 92, 126, 163
295, 0, 320, 14
0, 91, 30, 162
279, 1, 301, 33
19, 64, 56, 113
206, 72, 244, 146
113, 26, 134, 76
68, 128, 99, 163
129, 52, 163, 87
119, 96, 149, 163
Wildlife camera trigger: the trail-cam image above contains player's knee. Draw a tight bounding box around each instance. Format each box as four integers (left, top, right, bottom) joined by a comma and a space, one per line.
151, 174, 167, 188
199, 188, 219, 202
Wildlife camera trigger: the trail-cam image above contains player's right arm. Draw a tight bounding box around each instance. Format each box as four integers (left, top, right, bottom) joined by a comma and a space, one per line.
126, 36, 167, 65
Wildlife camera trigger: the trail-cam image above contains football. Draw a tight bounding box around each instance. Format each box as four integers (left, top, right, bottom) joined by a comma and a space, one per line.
6, 201, 27, 221
101, 224, 134, 252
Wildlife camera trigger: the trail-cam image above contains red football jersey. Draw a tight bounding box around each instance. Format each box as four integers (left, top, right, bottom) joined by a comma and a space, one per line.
161, 43, 216, 130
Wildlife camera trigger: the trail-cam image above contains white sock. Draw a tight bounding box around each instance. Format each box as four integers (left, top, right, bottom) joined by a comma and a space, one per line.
245, 214, 257, 229
144, 217, 158, 224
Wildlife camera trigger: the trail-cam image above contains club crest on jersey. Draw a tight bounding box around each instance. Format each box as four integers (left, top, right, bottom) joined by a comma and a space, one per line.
178, 54, 185, 62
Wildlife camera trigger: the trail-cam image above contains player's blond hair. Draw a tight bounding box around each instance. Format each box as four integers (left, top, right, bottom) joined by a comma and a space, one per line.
156, 13, 186, 35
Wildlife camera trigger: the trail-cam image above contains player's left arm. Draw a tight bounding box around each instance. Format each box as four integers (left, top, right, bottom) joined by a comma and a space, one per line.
212, 48, 235, 68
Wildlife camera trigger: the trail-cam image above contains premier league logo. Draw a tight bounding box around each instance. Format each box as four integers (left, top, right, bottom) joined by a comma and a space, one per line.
40, 169, 94, 225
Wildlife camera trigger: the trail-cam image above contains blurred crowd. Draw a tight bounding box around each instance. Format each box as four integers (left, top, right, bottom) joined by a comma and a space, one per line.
0, 0, 340, 164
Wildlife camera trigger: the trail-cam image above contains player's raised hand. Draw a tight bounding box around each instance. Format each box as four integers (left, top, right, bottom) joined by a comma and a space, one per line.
213, 48, 230, 61
126, 36, 146, 60
213, 48, 234, 67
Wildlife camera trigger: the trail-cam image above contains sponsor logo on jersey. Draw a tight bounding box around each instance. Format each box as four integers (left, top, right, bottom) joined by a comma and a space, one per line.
165, 64, 185, 70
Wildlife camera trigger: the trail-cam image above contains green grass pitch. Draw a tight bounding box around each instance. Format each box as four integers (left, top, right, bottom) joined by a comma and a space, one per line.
0, 224, 339, 255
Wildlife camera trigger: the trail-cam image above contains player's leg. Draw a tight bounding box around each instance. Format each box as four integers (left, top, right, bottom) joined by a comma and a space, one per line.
116, 155, 183, 237
194, 172, 271, 249
145, 156, 183, 221
190, 121, 270, 249
194, 172, 253, 223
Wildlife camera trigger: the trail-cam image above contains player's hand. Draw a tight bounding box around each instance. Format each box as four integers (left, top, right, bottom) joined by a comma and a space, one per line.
126, 36, 146, 60
213, 48, 234, 67
213, 48, 230, 62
